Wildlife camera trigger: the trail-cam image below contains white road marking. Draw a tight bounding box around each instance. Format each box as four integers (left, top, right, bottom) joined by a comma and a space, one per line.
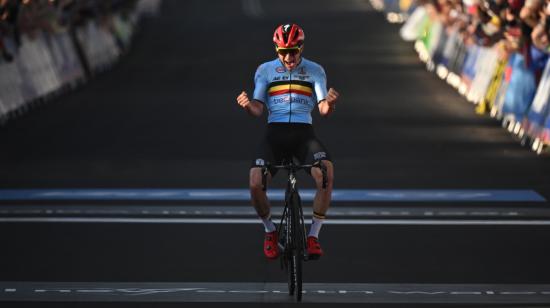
2, 282, 550, 303
1, 217, 550, 225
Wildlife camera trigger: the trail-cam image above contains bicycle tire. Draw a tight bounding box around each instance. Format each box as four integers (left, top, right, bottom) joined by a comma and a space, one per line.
292, 246, 303, 301
290, 191, 304, 302
286, 202, 295, 296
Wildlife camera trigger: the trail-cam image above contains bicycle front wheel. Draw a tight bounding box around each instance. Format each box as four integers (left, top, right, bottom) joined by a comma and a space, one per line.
290, 191, 304, 302
285, 202, 295, 296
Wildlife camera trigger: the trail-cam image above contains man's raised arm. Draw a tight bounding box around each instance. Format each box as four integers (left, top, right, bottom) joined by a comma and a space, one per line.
237, 91, 264, 117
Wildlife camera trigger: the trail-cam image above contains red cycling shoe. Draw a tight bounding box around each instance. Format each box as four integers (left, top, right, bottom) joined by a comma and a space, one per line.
307, 236, 324, 259
264, 231, 279, 259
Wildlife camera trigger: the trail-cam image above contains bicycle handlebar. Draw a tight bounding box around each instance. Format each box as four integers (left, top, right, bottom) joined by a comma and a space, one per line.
269, 163, 316, 170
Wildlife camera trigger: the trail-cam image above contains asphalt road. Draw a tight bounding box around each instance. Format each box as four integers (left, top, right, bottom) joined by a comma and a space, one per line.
1, 0, 550, 307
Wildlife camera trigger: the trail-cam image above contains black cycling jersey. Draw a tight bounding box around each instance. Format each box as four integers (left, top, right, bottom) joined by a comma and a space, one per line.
251, 123, 332, 176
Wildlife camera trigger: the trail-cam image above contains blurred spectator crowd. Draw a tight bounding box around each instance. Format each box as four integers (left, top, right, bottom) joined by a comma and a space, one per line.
0, 0, 140, 71
378, 0, 550, 154
0, 0, 160, 123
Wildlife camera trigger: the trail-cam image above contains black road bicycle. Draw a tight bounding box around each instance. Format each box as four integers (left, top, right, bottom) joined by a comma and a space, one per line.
261, 160, 327, 302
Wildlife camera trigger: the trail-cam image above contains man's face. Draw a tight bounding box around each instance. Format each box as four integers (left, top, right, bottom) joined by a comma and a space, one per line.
277, 47, 302, 71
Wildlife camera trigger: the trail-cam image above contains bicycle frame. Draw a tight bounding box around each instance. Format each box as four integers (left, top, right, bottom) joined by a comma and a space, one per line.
277, 165, 308, 258
260, 160, 327, 302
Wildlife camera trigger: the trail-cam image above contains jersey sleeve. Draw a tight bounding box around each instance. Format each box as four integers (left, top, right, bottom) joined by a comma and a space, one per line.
252, 64, 268, 104
314, 65, 328, 103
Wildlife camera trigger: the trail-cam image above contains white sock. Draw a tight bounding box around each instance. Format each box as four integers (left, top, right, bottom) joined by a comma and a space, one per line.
261, 215, 276, 233
308, 212, 326, 238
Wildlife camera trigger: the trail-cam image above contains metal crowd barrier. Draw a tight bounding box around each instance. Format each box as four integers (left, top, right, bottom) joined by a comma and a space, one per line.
0, 0, 161, 125
376, 1, 550, 155
76, 20, 122, 74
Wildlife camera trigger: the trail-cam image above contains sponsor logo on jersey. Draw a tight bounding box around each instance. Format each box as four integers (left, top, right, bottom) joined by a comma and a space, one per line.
298, 67, 307, 75
313, 152, 327, 160
272, 97, 290, 104
275, 66, 286, 73
272, 96, 309, 105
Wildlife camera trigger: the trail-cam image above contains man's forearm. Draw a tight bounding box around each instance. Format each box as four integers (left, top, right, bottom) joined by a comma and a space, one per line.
246, 100, 264, 117
319, 100, 335, 117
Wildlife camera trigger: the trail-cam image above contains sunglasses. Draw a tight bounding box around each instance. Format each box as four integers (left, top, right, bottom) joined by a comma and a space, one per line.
276, 48, 301, 56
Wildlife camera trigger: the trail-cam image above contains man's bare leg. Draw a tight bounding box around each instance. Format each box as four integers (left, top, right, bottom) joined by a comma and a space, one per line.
309, 160, 334, 238
250, 167, 279, 259
249, 167, 274, 231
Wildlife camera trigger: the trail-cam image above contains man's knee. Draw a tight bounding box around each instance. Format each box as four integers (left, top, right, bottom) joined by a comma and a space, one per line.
311, 160, 334, 190
250, 167, 271, 194
249, 168, 263, 191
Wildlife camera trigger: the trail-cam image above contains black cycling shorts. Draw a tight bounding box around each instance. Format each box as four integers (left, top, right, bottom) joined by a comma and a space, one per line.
251, 123, 332, 176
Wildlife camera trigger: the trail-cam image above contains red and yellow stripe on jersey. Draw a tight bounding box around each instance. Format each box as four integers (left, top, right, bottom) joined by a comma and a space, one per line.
268, 80, 313, 97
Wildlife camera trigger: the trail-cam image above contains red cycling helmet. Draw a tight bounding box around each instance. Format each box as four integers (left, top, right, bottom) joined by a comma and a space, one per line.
273, 24, 305, 49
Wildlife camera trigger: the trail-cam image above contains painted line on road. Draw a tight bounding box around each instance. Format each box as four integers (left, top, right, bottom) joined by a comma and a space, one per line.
1, 205, 539, 218
2, 217, 550, 225
1, 282, 550, 303
0, 189, 545, 202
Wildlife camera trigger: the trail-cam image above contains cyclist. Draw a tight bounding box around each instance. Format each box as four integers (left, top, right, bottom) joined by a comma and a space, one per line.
236, 23, 339, 260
